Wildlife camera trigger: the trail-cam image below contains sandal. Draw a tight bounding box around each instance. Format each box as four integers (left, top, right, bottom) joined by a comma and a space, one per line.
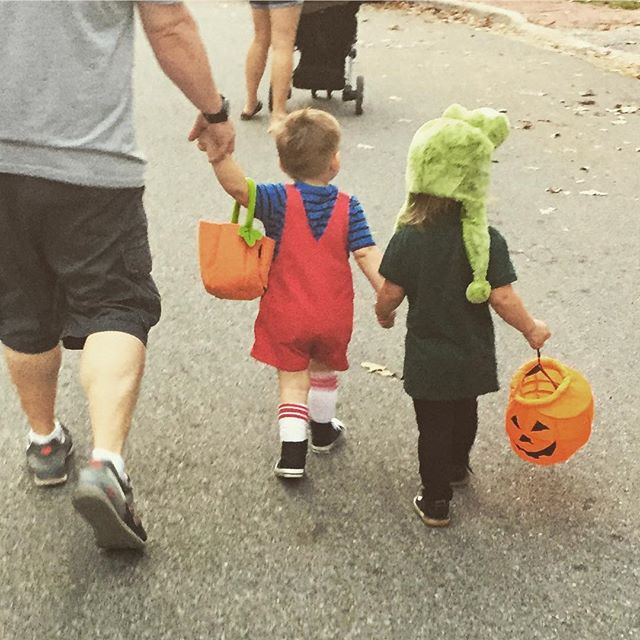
240, 101, 263, 121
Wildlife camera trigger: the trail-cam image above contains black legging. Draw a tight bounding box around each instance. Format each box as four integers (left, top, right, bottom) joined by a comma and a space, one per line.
412, 397, 478, 502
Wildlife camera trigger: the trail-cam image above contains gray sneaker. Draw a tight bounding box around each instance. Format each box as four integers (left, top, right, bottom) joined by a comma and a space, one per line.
26, 422, 73, 486
72, 459, 147, 550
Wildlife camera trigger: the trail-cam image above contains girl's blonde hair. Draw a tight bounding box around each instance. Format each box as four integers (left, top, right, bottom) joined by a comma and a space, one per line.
397, 193, 462, 229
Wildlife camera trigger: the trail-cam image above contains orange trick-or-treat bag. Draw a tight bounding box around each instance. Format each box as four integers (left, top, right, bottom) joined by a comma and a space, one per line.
199, 178, 275, 301
505, 352, 594, 465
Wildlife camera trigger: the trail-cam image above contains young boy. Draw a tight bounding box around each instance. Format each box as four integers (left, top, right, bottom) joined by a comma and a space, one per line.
203, 108, 384, 478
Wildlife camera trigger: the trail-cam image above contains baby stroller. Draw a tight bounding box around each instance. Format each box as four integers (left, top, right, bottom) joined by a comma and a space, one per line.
270, 1, 365, 115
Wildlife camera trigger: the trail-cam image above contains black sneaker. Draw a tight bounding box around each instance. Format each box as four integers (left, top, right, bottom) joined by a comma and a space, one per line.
413, 491, 450, 528
72, 459, 147, 550
310, 418, 345, 453
274, 440, 308, 479
450, 464, 471, 487
26, 422, 73, 486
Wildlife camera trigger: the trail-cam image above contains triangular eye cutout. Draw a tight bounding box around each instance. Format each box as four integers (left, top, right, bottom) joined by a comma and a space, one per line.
531, 421, 550, 432
511, 415, 520, 428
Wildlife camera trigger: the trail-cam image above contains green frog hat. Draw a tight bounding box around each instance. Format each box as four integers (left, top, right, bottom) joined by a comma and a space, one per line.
398, 104, 510, 303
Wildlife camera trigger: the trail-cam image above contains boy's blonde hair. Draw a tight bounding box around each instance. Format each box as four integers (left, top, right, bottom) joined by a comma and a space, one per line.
274, 108, 341, 181
397, 193, 462, 229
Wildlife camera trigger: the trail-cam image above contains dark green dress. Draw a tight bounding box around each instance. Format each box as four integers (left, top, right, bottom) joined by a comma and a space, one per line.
379, 219, 516, 401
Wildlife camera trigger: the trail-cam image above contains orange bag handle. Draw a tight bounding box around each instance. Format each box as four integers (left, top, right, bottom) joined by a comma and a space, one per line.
231, 178, 263, 247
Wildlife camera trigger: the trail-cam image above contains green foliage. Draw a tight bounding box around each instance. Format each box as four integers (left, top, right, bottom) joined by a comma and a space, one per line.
575, 0, 640, 9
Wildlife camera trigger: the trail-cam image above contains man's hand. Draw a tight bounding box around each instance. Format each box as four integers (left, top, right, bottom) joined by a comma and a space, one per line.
189, 115, 235, 163
524, 319, 551, 350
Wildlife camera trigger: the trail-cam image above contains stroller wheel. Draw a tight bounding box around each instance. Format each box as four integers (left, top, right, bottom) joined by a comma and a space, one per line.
312, 90, 318, 99
327, 90, 333, 100
355, 75, 364, 115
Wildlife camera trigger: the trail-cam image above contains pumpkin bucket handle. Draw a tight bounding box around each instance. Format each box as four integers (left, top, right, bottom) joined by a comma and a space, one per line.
524, 349, 559, 389
231, 178, 263, 247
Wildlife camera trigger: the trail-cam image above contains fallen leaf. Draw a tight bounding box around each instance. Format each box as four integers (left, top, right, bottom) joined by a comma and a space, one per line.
615, 103, 639, 114
578, 99, 596, 106
579, 166, 590, 172
360, 361, 398, 379
580, 89, 596, 97
518, 120, 534, 130
389, 24, 401, 31
552, 132, 561, 138
579, 190, 608, 197
539, 207, 556, 215
546, 186, 563, 194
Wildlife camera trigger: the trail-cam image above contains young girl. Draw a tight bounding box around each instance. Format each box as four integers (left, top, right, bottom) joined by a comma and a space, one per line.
375, 105, 551, 527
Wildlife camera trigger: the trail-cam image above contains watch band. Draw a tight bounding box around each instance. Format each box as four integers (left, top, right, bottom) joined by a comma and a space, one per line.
203, 96, 229, 124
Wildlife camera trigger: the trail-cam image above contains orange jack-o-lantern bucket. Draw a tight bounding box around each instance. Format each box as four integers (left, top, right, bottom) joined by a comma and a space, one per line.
505, 354, 594, 465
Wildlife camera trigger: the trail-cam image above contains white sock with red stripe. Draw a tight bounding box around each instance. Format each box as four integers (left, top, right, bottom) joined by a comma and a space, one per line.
309, 371, 338, 423
278, 403, 309, 442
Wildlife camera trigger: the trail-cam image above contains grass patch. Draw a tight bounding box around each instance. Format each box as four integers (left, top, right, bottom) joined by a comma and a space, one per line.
575, 0, 640, 9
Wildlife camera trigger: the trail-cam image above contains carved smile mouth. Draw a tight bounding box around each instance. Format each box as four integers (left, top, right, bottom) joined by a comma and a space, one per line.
516, 441, 557, 459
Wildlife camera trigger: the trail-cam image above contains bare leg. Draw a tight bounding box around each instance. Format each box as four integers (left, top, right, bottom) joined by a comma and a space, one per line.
80, 331, 145, 455
268, 4, 302, 130
244, 8, 271, 116
4, 344, 61, 435
277, 368, 310, 405
309, 359, 333, 376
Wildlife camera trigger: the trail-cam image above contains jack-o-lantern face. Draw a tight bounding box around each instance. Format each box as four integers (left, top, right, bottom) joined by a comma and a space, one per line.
505, 357, 594, 466
508, 415, 557, 460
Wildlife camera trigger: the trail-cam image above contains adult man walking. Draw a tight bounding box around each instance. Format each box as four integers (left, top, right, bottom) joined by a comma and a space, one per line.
0, 1, 234, 550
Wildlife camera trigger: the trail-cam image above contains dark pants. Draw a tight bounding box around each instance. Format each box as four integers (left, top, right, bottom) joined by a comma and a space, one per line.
413, 397, 478, 502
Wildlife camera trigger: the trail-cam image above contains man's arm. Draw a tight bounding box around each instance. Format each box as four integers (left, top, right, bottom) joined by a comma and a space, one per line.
489, 284, 551, 349
375, 279, 405, 329
137, 2, 234, 160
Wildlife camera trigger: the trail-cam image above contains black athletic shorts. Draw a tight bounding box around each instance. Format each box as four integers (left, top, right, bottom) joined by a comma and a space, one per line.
0, 173, 161, 353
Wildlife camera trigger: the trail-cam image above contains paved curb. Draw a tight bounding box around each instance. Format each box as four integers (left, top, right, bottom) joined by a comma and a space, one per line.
421, 0, 640, 78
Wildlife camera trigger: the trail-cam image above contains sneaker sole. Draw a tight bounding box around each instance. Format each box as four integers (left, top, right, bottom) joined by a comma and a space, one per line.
310, 429, 345, 454
72, 484, 146, 550
32, 444, 74, 487
413, 497, 450, 528
273, 465, 305, 479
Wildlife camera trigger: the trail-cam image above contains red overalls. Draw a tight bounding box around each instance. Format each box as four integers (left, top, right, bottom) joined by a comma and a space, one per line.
251, 185, 354, 372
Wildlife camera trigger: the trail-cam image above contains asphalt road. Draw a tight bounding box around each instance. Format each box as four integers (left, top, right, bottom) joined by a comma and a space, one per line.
1, 3, 639, 639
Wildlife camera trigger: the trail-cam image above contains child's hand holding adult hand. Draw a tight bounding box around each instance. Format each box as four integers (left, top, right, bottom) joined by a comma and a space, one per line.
525, 319, 551, 350
376, 309, 396, 329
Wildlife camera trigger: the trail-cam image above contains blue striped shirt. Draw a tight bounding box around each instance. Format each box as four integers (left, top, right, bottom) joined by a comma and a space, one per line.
255, 181, 375, 255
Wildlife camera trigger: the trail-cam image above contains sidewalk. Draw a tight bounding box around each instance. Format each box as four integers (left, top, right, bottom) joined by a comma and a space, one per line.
417, 0, 640, 77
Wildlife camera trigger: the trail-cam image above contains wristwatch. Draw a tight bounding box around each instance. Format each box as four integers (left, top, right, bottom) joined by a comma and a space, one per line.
202, 96, 229, 124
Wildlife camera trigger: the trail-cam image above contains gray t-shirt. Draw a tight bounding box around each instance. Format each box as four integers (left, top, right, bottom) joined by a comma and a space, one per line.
0, 2, 148, 188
